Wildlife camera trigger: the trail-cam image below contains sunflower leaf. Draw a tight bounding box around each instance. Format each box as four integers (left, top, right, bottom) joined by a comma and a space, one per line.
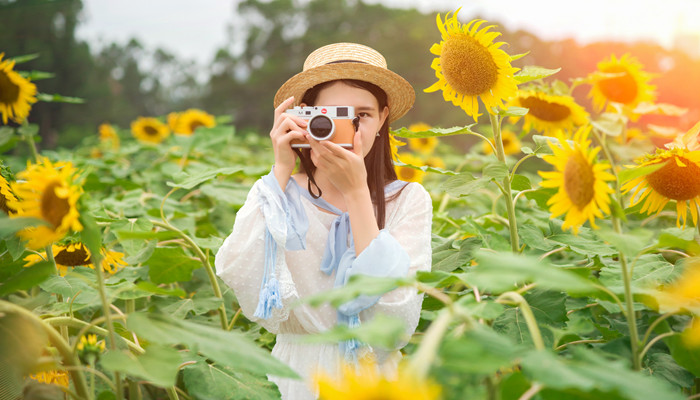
438, 173, 491, 197
36, 93, 85, 104
618, 162, 664, 184
0, 261, 54, 296
393, 160, 457, 175
500, 106, 529, 117
514, 66, 561, 84
510, 52, 530, 61
391, 124, 478, 138
7, 54, 40, 64
17, 71, 55, 81
302, 313, 407, 350
483, 161, 508, 180
591, 113, 627, 137
0, 216, 48, 238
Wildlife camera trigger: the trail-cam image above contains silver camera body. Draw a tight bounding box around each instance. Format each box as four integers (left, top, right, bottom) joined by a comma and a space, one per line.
286, 106, 357, 148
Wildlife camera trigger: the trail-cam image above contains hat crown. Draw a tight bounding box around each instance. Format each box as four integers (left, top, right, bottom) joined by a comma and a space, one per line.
303, 43, 387, 71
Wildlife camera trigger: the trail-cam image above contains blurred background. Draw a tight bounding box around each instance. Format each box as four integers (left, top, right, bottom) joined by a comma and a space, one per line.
1, 0, 699, 149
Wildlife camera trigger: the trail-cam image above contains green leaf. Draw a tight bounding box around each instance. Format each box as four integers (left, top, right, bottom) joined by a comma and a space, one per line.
127, 312, 298, 378
146, 247, 200, 284
664, 328, 700, 376
483, 161, 509, 180
520, 348, 684, 400
302, 274, 413, 309
514, 66, 561, 84
391, 124, 478, 139
0, 216, 48, 238
599, 254, 675, 295
135, 281, 187, 297
618, 162, 664, 184
462, 250, 596, 294
500, 106, 529, 117
39, 269, 101, 307
432, 237, 478, 272
510, 52, 530, 61
100, 345, 181, 387
393, 159, 457, 176
438, 173, 490, 198
591, 113, 627, 137
79, 212, 103, 262
0, 261, 54, 296
17, 71, 55, 81
645, 352, 695, 389
36, 93, 85, 104
595, 228, 653, 258
493, 289, 568, 347
303, 314, 406, 350
167, 166, 245, 189
8, 54, 40, 64
511, 174, 532, 191
182, 359, 281, 400
438, 325, 523, 374
519, 224, 556, 251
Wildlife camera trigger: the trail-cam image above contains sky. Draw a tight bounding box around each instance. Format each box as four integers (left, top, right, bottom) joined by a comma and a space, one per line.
75, 0, 700, 65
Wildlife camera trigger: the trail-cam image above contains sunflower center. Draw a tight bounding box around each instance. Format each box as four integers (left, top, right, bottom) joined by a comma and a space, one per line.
143, 126, 159, 136
189, 121, 204, 132
646, 156, 700, 201
520, 96, 571, 122
41, 181, 70, 228
441, 34, 498, 96
398, 167, 416, 180
598, 66, 638, 104
0, 70, 20, 104
54, 244, 92, 266
564, 151, 595, 209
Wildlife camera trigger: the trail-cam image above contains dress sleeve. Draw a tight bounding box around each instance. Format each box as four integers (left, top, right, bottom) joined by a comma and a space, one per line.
214, 170, 307, 333
358, 183, 433, 356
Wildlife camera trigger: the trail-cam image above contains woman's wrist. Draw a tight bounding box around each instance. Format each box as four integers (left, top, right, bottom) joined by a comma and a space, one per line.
273, 164, 294, 190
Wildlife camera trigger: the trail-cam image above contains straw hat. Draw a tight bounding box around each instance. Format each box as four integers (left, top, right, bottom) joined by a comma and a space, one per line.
274, 43, 415, 122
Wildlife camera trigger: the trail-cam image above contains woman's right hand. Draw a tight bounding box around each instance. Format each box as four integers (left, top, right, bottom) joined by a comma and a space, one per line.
270, 96, 307, 189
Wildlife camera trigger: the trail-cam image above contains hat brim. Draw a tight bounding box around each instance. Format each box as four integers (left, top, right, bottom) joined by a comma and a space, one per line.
274, 62, 415, 123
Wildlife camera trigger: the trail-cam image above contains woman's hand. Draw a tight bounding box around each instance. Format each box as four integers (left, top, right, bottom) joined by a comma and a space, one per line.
306, 130, 368, 198
270, 96, 307, 189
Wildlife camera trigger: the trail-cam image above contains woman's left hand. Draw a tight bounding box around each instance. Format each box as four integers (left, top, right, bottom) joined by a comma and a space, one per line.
306, 131, 368, 197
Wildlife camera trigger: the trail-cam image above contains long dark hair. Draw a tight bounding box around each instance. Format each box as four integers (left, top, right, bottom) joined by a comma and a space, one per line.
296, 79, 398, 229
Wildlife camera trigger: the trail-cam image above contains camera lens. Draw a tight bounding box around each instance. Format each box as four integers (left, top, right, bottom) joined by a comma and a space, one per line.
308, 115, 334, 140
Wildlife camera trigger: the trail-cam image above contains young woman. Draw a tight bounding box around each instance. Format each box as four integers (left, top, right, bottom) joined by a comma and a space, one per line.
215, 43, 433, 400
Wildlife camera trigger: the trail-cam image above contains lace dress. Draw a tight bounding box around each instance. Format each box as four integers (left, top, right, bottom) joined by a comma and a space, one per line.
215, 171, 433, 400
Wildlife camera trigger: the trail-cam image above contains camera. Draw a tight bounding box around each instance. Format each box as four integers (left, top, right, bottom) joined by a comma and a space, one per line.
286, 106, 359, 149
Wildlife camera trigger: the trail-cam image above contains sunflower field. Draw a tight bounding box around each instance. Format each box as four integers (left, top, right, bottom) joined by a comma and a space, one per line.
2, 7, 700, 400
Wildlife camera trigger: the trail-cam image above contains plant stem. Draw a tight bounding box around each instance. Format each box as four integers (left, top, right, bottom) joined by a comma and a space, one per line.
406, 308, 453, 379
22, 128, 41, 162
0, 300, 91, 399
489, 113, 519, 252
91, 251, 124, 399
151, 220, 228, 330
46, 245, 71, 342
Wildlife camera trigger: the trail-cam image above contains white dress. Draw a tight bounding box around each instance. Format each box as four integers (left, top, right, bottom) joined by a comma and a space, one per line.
215, 174, 433, 400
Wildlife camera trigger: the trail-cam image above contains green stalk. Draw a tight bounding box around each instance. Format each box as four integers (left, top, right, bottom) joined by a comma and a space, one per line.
405, 308, 453, 379
90, 251, 124, 399
46, 245, 70, 342
21, 127, 41, 162
151, 220, 228, 330
0, 300, 90, 399
591, 128, 641, 370
489, 113, 519, 252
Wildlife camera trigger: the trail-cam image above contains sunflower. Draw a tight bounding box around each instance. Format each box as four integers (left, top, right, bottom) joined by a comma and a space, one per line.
28, 370, 70, 387
621, 147, 700, 228
98, 123, 119, 149
425, 9, 519, 120
24, 242, 127, 276
538, 126, 615, 234
395, 153, 427, 183
507, 89, 589, 136
8, 158, 82, 249
389, 134, 406, 162
76, 333, 106, 363
667, 120, 700, 152
0, 53, 38, 124
587, 53, 656, 121
167, 112, 180, 132
1, 173, 18, 214
172, 109, 216, 135
131, 117, 170, 144
483, 129, 521, 155
684, 318, 700, 348
315, 361, 441, 400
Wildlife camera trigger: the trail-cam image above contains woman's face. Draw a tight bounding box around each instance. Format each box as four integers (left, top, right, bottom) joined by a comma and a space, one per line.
311, 81, 389, 157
